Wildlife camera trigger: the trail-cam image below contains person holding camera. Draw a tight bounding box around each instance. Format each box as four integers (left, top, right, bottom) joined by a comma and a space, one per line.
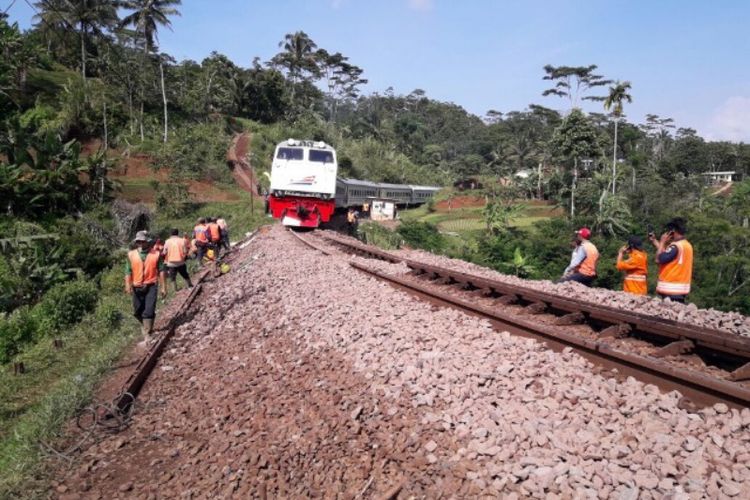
649, 217, 693, 303
616, 235, 648, 295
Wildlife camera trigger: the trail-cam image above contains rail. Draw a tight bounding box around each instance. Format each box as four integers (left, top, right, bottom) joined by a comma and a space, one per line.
294, 231, 750, 408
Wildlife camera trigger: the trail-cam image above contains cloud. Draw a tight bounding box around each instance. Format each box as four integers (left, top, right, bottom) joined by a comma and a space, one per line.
705, 96, 750, 142
407, 0, 433, 12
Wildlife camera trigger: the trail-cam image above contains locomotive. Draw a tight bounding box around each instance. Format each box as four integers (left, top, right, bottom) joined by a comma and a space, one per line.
268, 139, 440, 228
267, 139, 338, 228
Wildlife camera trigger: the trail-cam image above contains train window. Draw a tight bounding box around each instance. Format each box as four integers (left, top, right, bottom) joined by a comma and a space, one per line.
276, 147, 303, 160
309, 149, 334, 163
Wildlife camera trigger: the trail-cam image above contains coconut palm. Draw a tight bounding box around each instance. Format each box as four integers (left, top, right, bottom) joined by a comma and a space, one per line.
603, 81, 632, 195
272, 31, 319, 104
120, 0, 181, 54
34, 0, 119, 82
120, 0, 181, 142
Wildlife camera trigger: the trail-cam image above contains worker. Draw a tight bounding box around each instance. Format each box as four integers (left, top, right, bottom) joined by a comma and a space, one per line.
217, 217, 230, 249
125, 231, 166, 344
193, 217, 209, 264
362, 202, 370, 218
347, 208, 358, 236
650, 217, 693, 303
616, 235, 648, 295
207, 217, 222, 259
163, 228, 193, 292
558, 227, 599, 286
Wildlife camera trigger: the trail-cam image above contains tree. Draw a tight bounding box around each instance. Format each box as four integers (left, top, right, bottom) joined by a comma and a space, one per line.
34, 0, 119, 83
551, 109, 601, 217
542, 64, 612, 109
603, 81, 632, 194
120, 0, 181, 141
271, 31, 319, 107
120, 0, 181, 55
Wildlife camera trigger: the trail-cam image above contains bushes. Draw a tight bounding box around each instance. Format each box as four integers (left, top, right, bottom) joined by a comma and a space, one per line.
35, 280, 98, 333
0, 307, 39, 363
397, 221, 446, 253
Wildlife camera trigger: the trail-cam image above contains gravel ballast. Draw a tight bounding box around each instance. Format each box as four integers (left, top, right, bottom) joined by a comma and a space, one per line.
321, 230, 750, 337
55, 226, 750, 498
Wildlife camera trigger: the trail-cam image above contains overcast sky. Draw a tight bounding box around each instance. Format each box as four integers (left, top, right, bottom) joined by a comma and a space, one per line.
6, 0, 750, 141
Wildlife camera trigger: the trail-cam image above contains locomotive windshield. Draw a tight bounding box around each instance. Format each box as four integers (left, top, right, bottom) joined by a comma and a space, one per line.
276, 147, 304, 160
309, 149, 334, 163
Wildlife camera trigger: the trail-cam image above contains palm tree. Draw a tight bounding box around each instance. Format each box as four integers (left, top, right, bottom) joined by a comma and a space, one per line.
120, 0, 181, 54
272, 31, 319, 104
603, 81, 632, 195
34, 0, 119, 82
120, 0, 181, 142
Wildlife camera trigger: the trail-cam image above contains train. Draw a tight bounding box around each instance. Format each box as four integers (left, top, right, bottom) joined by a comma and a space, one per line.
268, 139, 440, 228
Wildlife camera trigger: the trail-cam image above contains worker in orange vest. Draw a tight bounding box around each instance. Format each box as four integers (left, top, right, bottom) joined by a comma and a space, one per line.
650, 217, 693, 303
206, 217, 222, 259
558, 227, 599, 286
162, 228, 193, 293
616, 235, 648, 295
125, 231, 166, 343
193, 217, 209, 264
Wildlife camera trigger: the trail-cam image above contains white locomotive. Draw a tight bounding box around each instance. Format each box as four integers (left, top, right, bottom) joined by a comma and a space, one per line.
268, 139, 337, 227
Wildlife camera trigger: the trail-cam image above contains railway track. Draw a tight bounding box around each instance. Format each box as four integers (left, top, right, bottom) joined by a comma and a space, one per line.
291, 229, 750, 409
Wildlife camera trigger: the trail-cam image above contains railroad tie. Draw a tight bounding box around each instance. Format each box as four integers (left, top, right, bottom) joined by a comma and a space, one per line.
524, 302, 548, 314
730, 362, 750, 382
653, 339, 695, 358
555, 311, 586, 326
599, 323, 632, 339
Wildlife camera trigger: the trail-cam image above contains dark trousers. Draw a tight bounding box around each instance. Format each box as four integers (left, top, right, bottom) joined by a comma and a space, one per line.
220, 230, 230, 250
167, 264, 191, 285
196, 241, 212, 264
132, 284, 158, 322
558, 273, 595, 286
659, 294, 686, 303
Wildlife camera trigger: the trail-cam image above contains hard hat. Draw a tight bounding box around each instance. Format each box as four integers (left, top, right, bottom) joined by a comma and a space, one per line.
134, 230, 149, 242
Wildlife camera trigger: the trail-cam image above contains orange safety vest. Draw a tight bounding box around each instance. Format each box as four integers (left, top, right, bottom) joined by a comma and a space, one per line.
194, 224, 208, 243
616, 249, 648, 295
656, 239, 693, 296
208, 223, 221, 242
164, 236, 187, 264
128, 249, 160, 287
578, 241, 599, 277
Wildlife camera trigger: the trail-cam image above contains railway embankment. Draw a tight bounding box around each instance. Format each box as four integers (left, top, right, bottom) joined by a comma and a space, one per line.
51, 225, 750, 498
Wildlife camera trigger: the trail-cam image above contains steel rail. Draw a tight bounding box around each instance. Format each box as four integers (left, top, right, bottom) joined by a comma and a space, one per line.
320, 234, 750, 361
112, 228, 266, 413
349, 261, 750, 409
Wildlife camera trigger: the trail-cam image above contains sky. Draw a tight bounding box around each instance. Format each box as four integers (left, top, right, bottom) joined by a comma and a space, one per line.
5, 0, 750, 142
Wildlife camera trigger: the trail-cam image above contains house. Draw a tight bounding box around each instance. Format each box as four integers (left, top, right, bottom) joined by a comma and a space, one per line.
701, 171, 735, 185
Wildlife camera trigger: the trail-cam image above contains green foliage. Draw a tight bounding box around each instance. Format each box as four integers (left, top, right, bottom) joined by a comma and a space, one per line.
156, 120, 231, 181
34, 279, 98, 334
501, 248, 536, 278
93, 299, 123, 330
0, 307, 39, 363
359, 222, 401, 250
396, 220, 446, 253
153, 180, 193, 217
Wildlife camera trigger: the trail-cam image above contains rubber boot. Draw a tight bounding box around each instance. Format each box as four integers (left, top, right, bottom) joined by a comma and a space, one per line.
187, 279, 194, 288
142, 318, 154, 341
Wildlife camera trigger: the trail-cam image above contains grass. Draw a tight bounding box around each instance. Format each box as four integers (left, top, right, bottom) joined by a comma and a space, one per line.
0, 285, 138, 497
153, 197, 269, 241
